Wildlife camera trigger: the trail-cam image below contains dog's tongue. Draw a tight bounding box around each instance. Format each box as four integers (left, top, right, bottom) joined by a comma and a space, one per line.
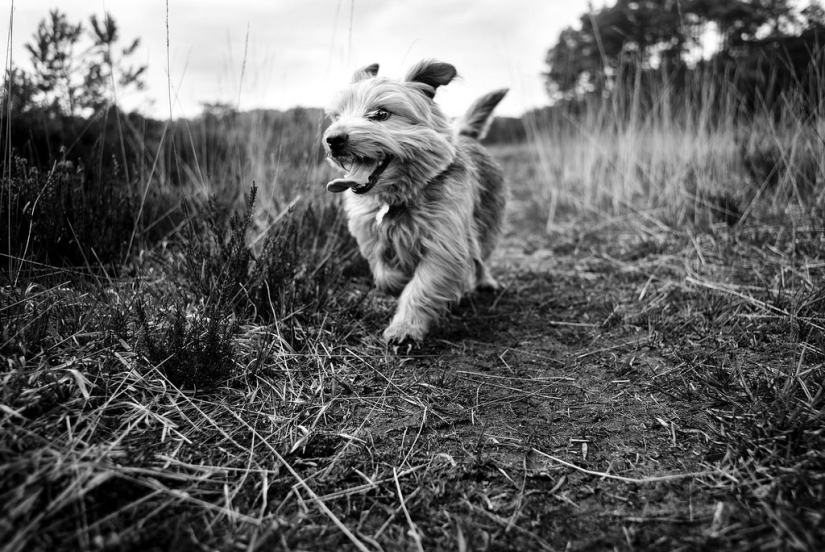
326, 159, 380, 193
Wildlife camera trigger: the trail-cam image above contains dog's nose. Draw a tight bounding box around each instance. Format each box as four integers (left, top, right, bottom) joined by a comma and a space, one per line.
326, 132, 348, 150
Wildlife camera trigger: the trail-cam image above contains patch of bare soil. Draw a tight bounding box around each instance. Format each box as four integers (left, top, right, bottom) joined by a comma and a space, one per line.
418, 260, 716, 549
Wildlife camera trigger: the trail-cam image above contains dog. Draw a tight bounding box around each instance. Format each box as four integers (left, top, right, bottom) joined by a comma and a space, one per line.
322, 60, 507, 344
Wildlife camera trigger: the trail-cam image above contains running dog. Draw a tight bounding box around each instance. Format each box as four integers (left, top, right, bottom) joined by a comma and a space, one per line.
322, 60, 507, 344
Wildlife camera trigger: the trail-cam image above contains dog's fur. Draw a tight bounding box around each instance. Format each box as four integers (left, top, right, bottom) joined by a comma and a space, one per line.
322, 60, 507, 344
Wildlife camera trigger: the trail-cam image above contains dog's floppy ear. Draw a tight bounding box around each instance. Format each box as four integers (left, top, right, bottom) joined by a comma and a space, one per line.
405, 60, 457, 99
352, 63, 379, 82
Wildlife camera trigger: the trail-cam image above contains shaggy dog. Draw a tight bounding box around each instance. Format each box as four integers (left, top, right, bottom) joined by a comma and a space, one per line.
322, 60, 507, 344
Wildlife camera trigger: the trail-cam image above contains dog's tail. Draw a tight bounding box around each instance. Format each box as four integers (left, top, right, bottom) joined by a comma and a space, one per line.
456, 88, 508, 141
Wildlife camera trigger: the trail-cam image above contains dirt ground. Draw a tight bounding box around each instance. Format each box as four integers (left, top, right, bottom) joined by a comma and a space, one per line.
393, 248, 725, 550
298, 196, 823, 551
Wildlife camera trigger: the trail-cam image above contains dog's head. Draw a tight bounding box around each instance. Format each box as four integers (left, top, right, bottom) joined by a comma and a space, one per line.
323, 60, 458, 197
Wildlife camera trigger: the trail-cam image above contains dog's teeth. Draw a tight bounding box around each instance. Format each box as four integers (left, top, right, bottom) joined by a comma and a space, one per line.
326, 156, 388, 195
326, 160, 377, 193
344, 160, 380, 185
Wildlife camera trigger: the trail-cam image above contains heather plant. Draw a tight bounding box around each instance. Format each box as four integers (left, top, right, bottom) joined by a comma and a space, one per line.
135, 298, 238, 390
175, 185, 261, 313
170, 182, 368, 347
1, 153, 137, 273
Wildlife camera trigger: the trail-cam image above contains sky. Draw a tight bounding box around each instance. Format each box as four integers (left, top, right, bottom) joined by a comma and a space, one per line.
3, 0, 601, 119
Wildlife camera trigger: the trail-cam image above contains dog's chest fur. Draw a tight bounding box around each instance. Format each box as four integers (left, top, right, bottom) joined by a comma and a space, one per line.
345, 196, 421, 275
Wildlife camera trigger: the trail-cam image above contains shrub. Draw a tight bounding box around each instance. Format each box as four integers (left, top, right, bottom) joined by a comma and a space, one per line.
1, 153, 137, 271
136, 299, 237, 390
171, 183, 368, 346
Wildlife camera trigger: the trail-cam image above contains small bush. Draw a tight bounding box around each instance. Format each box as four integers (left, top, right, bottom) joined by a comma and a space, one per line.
127, 181, 371, 389
136, 299, 237, 390
173, 183, 367, 331
176, 187, 259, 312
1, 153, 137, 271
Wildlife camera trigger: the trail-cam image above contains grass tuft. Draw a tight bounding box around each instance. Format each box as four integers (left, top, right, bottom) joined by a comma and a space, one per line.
136, 298, 238, 390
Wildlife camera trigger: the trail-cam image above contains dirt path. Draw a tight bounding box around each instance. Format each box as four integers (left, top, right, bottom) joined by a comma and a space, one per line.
334, 205, 823, 550
378, 241, 719, 550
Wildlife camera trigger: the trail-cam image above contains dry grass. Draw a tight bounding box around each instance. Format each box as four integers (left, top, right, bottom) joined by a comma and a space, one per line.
591, 217, 825, 549
7, 204, 824, 550
515, 69, 825, 234
3, 61, 825, 550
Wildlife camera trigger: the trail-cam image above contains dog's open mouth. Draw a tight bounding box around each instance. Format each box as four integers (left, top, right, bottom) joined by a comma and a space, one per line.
326, 155, 392, 194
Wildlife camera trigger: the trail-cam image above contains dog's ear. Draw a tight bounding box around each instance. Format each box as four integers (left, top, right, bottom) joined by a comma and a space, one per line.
405, 60, 457, 99
352, 63, 379, 82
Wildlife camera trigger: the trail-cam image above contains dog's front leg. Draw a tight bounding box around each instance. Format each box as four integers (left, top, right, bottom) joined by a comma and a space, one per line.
382, 238, 472, 344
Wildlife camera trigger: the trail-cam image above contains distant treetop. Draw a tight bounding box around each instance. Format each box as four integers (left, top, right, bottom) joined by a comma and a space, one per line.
6, 9, 146, 117
545, 0, 825, 104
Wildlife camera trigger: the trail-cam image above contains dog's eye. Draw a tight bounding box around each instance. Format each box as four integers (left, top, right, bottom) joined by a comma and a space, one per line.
368, 108, 391, 122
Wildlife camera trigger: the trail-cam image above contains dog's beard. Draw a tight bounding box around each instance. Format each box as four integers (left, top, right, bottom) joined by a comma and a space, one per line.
326, 154, 392, 194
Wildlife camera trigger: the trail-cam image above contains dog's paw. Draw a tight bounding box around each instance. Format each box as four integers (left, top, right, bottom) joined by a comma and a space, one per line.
382, 321, 426, 346
475, 277, 501, 292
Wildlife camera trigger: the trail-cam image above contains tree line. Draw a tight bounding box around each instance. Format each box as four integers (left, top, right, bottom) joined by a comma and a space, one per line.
544, 0, 825, 108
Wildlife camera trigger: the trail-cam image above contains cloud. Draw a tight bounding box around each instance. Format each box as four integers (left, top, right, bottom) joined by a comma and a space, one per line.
5, 0, 585, 118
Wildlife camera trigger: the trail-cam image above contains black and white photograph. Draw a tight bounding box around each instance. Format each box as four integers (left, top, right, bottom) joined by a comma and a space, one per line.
2, 1, 824, 550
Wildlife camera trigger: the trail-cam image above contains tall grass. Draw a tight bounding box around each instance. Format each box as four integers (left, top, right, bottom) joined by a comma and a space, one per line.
516, 61, 825, 230
155, 108, 331, 208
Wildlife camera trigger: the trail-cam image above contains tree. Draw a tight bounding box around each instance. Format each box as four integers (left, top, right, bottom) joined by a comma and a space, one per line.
801, 1, 825, 28
543, 0, 801, 101
545, 0, 700, 100
689, 0, 796, 51
25, 10, 84, 115
7, 9, 146, 117
1, 68, 39, 114
84, 14, 147, 112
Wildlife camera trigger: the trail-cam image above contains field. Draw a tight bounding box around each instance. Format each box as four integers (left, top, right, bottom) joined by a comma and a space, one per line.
2, 71, 825, 551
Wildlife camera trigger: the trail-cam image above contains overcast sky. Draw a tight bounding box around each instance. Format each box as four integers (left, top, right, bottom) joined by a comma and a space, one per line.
3, 0, 600, 118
